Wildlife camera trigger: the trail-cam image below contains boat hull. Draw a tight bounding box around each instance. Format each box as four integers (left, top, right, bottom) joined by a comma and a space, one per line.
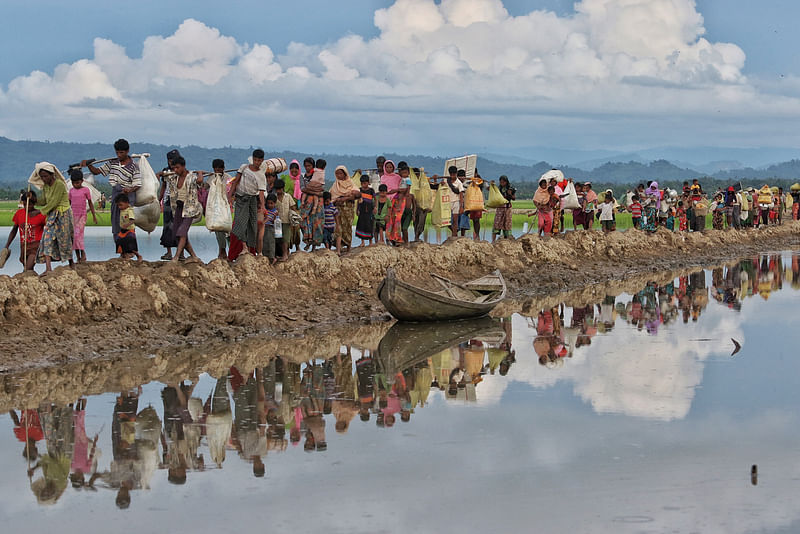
377, 269, 505, 322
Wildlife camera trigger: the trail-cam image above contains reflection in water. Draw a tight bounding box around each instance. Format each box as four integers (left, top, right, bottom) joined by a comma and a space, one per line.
4, 254, 799, 511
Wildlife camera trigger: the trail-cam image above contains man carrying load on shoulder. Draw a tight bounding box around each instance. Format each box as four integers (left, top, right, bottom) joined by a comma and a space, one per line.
227, 149, 267, 260
81, 138, 140, 246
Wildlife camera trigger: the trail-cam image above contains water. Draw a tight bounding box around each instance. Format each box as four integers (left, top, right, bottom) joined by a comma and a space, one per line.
1, 253, 799, 533
0, 225, 529, 276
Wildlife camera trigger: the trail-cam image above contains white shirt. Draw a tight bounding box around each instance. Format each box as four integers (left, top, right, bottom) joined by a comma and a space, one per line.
236, 164, 267, 196
599, 202, 615, 221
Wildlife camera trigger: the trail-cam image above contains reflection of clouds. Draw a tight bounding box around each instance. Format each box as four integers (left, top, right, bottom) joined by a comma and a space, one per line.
482, 302, 747, 421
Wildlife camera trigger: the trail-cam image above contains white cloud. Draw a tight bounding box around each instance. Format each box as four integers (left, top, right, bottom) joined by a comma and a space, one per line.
1, 0, 798, 151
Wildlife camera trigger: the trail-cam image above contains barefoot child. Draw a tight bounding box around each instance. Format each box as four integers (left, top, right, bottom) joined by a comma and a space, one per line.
115, 194, 142, 261
3, 191, 46, 271
374, 185, 389, 244
322, 192, 338, 252
355, 174, 375, 246
262, 193, 279, 264
68, 169, 98, 263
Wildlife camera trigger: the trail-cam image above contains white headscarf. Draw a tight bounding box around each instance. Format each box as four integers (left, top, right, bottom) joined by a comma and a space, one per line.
28, 162, 67, 189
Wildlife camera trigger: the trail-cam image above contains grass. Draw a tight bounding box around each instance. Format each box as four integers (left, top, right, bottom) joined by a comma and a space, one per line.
0, 199, 716, 230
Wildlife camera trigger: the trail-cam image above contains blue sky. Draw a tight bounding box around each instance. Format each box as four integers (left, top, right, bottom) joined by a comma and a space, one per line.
1, 0, 799, 157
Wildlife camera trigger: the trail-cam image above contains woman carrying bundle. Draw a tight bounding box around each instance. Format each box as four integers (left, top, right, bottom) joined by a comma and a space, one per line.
330, 165, 361, 254
33, 163, 74, 273
491, 175, 515, 242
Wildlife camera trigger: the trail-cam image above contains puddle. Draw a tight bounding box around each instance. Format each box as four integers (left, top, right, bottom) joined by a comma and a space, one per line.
1, 252, 799, 533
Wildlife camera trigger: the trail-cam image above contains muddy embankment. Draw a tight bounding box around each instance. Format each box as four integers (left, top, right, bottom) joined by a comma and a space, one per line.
0, 260, 742, 411
0, 223, 798, 377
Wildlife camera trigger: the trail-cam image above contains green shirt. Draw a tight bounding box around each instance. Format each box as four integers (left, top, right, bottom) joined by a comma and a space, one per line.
37, 179, 70, 215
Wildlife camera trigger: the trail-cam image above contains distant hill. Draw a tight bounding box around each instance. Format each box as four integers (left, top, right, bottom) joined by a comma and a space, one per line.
2, 137, 800, 190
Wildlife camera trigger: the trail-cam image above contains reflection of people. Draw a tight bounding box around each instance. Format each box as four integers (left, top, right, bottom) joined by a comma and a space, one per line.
356, 352, 376, 422
29, 404, 74, 505
205, 375, 233, 468
10, 408, 44, 465
70, 398, 100, 489
230, 367, 267, 477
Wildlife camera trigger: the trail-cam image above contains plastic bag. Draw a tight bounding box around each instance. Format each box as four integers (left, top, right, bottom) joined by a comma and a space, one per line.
205, 176, 233, 233
562, 181, 580, 210
418, 171, 433, 211
432, 187, 452, 227
410, 169, 433, 211
134, 155, 159, 207
274, 216, 283, 239
486, 183, 507, 208
134, 199, 161, 233
464, 182, 485, 212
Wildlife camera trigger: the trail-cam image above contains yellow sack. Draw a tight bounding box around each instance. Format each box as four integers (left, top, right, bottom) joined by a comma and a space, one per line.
351, 170, 363, 191
417, 171, 433, 211
432, 187, 452, 227
464, 182, 485, 212
486, 183, 507, 208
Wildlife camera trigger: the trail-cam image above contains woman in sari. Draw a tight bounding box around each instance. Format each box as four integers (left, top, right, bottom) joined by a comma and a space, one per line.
386, 177, 412, 245
491, 175, 515, 241
330, 165, 361, 254
300, 157, 324, 250
31, 163, 74, 273
642, 182, 661, 233
533, 179, 552, 236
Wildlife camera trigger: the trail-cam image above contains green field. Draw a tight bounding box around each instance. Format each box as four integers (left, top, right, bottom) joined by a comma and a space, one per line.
0, 199, 714, 230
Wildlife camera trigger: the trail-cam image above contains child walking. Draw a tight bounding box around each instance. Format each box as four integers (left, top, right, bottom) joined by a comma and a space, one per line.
68, 169, 98, 263
262, 193, 279, 264
598, 193, 615, 233
3, 191, 46, 271
374, 184, 389, 244
322, 191, 339, 252
629, 195, 643, 229
115, 194, 142, 262
355, 174, 375, 246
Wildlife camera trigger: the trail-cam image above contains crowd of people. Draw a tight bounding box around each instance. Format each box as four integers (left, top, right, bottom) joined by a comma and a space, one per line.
4, 139, 799, 274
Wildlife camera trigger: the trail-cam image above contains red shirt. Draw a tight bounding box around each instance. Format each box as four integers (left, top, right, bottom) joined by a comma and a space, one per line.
13, 409, 44, 442
12, 209, 46, 244
630, 202, 642, 218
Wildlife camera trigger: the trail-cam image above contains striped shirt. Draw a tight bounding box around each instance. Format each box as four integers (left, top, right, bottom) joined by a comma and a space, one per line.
100, 159, 141, 188
324, 204, 338, 229
630, 202, 642, 218
264, 207, 278, 226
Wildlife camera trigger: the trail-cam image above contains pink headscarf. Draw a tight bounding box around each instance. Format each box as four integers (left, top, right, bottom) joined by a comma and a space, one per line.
645, 181, 661, 209
380, 160, 401, 199
290, 159, 302, 200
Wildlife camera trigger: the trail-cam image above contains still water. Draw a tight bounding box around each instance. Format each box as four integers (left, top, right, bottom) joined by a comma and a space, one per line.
1, 253, 799, 533
0, 225, 526, 276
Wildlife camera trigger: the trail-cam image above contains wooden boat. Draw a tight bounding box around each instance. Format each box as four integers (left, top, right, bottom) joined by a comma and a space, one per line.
377, 268, 506, 322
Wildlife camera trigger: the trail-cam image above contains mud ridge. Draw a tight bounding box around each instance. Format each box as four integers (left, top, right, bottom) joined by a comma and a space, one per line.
0, 223, 798, 372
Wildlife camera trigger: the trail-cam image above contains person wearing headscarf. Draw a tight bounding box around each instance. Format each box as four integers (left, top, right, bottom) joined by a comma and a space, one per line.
380, 160, 402, 200
491, 175, 515, 242
642, 181, 661, 233
300, 157, 324, 250
156, 149, 181, 260
533, 179, 552, 236
29, 163, 74, 273
582, 182, 598, 230
330, 165, 361, 253
289, 160, 302, 203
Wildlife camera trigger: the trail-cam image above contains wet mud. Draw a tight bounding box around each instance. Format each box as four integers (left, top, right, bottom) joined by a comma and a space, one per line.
0, 223, 797, 375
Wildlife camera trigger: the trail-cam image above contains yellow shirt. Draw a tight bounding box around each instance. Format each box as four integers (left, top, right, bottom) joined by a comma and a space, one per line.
120, 206, 135, 231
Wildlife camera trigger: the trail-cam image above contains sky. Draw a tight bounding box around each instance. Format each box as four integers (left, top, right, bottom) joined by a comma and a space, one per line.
1, 0, 799, 158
